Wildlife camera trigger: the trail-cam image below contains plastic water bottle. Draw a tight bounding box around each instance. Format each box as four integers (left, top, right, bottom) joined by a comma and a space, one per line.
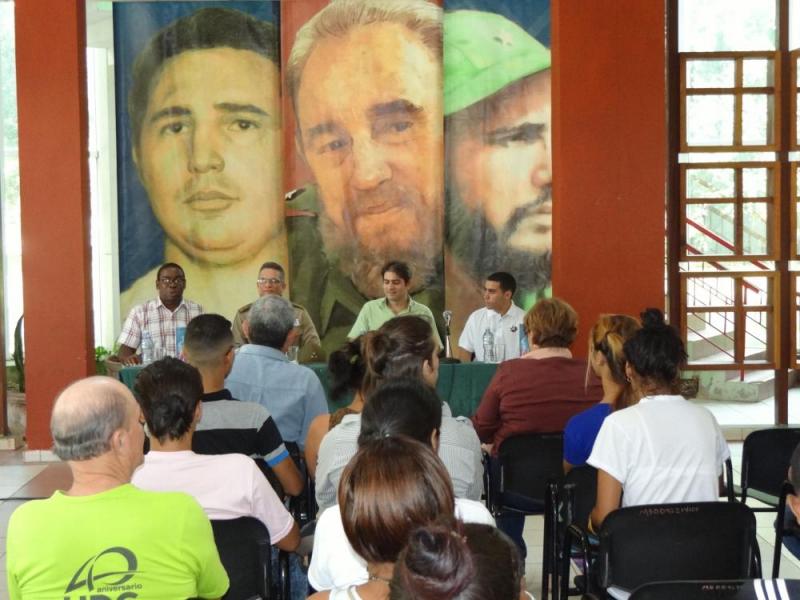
519, 323, 530, 355
482, 328, 496, 363
141, 331, 154, 365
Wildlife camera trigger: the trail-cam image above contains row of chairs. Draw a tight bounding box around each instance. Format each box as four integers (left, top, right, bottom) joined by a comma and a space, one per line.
483, 427, 800, 600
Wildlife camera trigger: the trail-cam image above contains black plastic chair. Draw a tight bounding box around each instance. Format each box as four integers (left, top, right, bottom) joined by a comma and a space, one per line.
773, 480, 800, 578
211, 517, 286, 600
485, 432, 564, 600
629, 579, 800, 599
739, 428, 800, 508
738, 428, 800, 578
564, 502, 761, 598
550, 465, 597, 600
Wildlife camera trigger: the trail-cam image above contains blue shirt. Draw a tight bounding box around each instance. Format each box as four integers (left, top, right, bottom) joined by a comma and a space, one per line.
225, 345, 328, 448
563, 403, 613, 466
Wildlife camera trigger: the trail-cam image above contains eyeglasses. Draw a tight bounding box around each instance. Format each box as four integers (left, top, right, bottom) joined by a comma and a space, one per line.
159, 277, 186, 286
257, 278, 283, 286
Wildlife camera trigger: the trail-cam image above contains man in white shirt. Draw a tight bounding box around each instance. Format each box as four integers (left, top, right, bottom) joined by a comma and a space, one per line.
458, 272, 526, 362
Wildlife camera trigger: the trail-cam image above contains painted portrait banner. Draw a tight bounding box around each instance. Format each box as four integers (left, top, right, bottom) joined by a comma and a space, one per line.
114, 1, 285, 323
114, 0, 550, 361
443, 0, 552, 349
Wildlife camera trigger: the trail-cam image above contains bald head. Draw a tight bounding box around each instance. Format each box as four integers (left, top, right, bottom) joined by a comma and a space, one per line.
51, 377, 137, 461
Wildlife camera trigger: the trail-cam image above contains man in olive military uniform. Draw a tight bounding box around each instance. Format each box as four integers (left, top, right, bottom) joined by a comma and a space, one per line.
232, 261, 323, 363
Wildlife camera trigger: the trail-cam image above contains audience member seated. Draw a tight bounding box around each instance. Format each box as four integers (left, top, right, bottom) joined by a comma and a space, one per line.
472, 297, 602, 455
183, 313, 304, 497
6, 376, 228, 599
113, 262, 202, 364
390, 522, 533, 600
563, 314, 640, 472
781, 442, 800, 558
304, 336, 366, 476
312, 316, 483, 511
232, 261, 323, 363
226, 294, 328, 448
131, 357, 300, 553
472, 297, 602, 558
308, 435, 495, 596
588, 308, 730, 529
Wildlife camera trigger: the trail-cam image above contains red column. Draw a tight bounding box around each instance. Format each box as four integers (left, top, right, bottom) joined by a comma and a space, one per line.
15, 0, 94, 450
551, 0, 667, 355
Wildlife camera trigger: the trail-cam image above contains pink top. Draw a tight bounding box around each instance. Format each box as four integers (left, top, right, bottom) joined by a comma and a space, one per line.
132, 450, 294, 545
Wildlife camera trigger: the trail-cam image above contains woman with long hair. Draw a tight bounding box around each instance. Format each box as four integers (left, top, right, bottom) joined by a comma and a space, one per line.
562, 314, 640, 472
588, 308, 730, 529
311, 316, 482, 512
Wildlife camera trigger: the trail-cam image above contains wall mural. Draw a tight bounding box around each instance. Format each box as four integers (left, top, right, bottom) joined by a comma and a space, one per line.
114, 0, 551, 358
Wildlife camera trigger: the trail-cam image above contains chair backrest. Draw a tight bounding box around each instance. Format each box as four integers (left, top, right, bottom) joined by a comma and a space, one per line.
629, 579, 800, 600
598, 502, 759, 593
741, 428, 800, 499
211, 517, 271, 600
562, 465, 598, 527
497, 432, 564, 503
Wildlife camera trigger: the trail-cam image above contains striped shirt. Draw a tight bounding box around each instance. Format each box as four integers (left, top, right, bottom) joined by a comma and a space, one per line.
314, 403, 484, 511
193, 389, 289, 467
117, 297, 202, 357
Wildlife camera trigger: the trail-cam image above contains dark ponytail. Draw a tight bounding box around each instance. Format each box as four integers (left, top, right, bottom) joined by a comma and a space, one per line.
623, 308, 687, 387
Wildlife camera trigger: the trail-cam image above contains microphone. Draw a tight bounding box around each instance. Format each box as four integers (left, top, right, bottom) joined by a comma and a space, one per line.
442, 310, 453, 358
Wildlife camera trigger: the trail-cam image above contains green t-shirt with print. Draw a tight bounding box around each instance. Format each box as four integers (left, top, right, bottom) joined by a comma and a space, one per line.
6, 483, 229, 600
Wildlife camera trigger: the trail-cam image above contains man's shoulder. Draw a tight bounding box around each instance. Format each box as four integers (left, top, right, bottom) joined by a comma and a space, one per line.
236, 302, 254, 317
183, 298, 203, 312
466, 306, 488, 323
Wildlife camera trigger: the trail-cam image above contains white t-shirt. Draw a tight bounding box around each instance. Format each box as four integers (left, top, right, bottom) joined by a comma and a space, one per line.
132, 450, 295, 545
458, 304, 526, 362
308, 498, 495, 591
587, 395, 730, 507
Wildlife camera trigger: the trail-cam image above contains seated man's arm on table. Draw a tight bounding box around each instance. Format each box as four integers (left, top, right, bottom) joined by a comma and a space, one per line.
297, 306, 324, 363
347, 304, 371, 339
457, 312, 479, 363
255, 410, 304, 497
113, 307, 144, 365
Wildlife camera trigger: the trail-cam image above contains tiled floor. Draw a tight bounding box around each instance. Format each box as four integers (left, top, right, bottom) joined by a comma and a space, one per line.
2, 445, 800, 599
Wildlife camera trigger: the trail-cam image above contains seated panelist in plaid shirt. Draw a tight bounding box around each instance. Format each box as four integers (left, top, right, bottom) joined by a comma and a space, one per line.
114, 263, 203, 365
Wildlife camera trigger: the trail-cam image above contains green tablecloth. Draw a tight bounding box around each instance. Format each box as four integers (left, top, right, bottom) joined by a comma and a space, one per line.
120, 361, 497, 418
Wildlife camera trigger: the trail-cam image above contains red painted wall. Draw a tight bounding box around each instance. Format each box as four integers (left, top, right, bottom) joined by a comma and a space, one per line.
551, 0, 667, 355
15, 0, 94, 449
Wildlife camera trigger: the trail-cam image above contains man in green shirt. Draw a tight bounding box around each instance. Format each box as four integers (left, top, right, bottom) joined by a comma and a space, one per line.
6, 376, 229, 600
348, 261, 443, 349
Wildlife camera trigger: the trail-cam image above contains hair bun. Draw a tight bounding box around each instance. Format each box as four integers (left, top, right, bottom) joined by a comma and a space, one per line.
396, 523, 474, 599
640, 308, 666, 329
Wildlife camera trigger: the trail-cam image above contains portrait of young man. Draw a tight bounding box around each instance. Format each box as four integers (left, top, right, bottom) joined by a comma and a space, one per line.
284, 0, 446, 357
443, 4, 552, 345
115, 3, 287, 321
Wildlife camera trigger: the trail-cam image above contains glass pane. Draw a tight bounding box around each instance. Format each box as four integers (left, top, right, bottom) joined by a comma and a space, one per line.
743, 203, 770, 255
743, 276, 770, 306
686, 204, 736, 255
686, 95, 734, 146
742, 94, 773, 146
742, 58, 772, 87
686, 168, 735, 198
791, 0, 799, 50
686, 276, 734, 308
796, 92, 799, 146
686, 311, 735, 363
680, 151, 777, 163
742, 167, 770, 198
743, 310, 770, 362
686, 59, 735, 88
678, 0, 776, 52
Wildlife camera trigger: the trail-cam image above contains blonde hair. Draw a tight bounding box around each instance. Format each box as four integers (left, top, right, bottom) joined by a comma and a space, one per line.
587, 314, 641, 408
524, 297, 578, 348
